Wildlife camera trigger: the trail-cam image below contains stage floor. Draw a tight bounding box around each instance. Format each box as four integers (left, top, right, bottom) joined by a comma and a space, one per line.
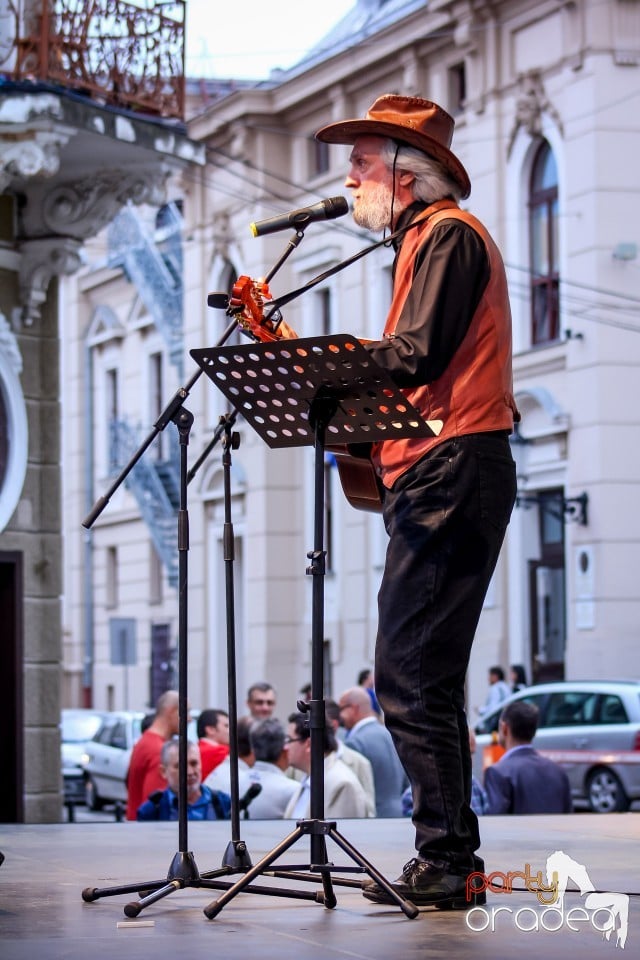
0, 813, 637, 959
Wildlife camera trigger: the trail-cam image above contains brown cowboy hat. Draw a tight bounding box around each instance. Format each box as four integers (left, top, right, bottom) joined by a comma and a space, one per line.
315, 94, 470, 199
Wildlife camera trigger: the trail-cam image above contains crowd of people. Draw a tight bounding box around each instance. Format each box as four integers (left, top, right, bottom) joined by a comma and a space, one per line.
125, 672, 408, 823
126, 660, 571, 831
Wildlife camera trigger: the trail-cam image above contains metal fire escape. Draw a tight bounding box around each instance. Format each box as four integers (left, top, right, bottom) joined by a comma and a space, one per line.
107, 201, 184, 587
109, 418, 180, 587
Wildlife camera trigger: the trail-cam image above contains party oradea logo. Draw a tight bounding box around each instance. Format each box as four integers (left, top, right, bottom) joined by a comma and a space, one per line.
465, 850, 629, 949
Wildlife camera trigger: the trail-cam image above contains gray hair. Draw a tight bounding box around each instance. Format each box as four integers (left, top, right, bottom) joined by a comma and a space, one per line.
160, 737, 197, 766
379, 138, 463, 204
249, 717, 285, 763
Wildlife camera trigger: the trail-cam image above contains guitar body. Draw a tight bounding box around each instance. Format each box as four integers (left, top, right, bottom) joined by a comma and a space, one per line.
327, 444, 383, 513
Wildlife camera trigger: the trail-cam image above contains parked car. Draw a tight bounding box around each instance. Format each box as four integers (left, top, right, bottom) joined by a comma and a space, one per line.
81, 709, 200, 810
81, 710, 147, 810
474, 680, 640, 813
61, 708, 106, 807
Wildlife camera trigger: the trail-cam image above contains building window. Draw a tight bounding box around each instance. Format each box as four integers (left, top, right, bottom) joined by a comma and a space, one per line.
448, 62, 466, 115
310, 138, 329, 177
149, 351, 164, 460
316, 287, 332, 335
150, 543, 163, 604
109, 618, 137, 666
106, 546, 118, 608
529, 141, 559, 345
106, 367, 119, 471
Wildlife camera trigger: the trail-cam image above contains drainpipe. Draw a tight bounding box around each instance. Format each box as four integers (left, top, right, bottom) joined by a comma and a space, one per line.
82, 338, 94, 706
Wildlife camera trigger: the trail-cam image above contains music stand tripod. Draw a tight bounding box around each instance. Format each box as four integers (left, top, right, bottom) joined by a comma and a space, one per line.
81, 399, 314, 916
190, 333, 438, 921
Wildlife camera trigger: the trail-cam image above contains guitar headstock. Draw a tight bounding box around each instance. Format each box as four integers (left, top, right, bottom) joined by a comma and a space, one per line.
229, 275, 282, 343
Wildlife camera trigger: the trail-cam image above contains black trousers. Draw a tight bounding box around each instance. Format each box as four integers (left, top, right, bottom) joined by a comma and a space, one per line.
375, 431, 516, 868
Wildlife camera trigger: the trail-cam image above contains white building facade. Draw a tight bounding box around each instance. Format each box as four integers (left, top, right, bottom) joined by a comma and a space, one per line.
61, 0, 640, 726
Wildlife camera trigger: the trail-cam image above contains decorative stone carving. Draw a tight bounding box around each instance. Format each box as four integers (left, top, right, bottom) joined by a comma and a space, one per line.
508, 71, 563, 155
212, 211, 232, 262
41, 168, 169, 238
17, 238, 83, 325
0, 131, 70, 192
229, 126, 248, 161
10, 157, 170, 323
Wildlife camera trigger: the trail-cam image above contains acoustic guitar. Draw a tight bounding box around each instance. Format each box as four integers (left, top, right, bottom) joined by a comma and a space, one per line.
326, 443, 383, 513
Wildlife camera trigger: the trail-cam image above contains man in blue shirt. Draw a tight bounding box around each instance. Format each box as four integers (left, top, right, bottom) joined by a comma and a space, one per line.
137, 739, 230, 821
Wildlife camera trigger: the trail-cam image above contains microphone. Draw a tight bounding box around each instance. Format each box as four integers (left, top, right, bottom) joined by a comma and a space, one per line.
238, 782, 262, 815
250, 196, 349, 237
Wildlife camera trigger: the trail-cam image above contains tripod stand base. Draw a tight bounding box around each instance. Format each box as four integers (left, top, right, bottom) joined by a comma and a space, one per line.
82, 849, 205, 917
202, 819, 419, 920
221, 839, 253, 871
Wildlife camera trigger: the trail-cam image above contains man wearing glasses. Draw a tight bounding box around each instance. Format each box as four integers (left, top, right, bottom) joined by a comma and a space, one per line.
283, 711, 369, 820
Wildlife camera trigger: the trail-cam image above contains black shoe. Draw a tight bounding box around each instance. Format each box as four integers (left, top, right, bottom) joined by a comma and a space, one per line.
362, 857, 486, 910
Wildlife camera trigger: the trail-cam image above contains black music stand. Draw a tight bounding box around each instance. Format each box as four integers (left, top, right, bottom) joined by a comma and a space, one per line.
190, 334, 438, 920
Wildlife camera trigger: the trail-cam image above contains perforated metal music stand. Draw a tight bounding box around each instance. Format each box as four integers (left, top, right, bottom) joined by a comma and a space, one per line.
190, 334, 437, 920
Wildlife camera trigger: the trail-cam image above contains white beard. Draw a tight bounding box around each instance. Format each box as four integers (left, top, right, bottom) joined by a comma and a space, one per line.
352, 181, 397, 232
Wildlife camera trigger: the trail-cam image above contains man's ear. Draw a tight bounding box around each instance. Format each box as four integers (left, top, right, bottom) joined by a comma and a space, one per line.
397, 169, 415, 189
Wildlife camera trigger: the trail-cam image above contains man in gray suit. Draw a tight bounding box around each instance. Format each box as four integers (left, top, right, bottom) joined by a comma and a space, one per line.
484, 700, 572, 814
326, 698, 376, 817
246, 717, 300, 818
338, 686, 408, 817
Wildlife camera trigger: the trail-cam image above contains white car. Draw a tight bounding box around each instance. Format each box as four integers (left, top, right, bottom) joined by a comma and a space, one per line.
61, 709, 107, 807
474, 680, 640, 813
81, 710, 147, 809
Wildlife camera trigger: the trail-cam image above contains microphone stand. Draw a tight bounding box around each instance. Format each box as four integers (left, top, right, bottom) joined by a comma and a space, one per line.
79, 224, 316, 918
79, 213, 412, 917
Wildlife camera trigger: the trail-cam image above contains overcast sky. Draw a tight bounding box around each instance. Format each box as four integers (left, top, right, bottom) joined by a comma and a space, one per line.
184, 0, 351, 79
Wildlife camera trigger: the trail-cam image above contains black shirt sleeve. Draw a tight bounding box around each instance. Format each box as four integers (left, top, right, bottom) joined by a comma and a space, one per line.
365, 218, 490, 387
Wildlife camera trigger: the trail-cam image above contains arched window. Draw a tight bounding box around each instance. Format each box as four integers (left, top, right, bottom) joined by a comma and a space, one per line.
529, 141, 559, 345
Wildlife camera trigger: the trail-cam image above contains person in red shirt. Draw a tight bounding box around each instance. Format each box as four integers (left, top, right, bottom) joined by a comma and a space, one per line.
197, 708, 230, 779
125, 690, 182, 820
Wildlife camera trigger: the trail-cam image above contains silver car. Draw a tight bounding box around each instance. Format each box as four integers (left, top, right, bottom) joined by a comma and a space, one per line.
473, 680, 640, 812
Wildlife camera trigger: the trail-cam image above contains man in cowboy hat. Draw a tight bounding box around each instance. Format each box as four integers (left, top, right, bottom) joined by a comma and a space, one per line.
315, 95, 519, 909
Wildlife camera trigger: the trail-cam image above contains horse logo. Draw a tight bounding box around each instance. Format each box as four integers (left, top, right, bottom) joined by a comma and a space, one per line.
546, 850, 629, 949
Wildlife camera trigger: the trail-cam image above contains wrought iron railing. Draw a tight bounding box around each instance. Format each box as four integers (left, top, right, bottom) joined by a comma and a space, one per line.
1, 0, 185, 119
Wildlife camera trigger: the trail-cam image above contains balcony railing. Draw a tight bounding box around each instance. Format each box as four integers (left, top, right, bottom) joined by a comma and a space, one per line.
1, 0, 185, 119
